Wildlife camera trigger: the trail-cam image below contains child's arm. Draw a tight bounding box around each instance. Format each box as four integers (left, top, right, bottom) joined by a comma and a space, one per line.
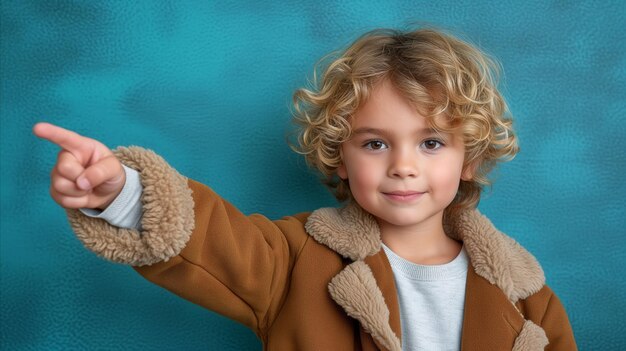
35, 123, 311, 338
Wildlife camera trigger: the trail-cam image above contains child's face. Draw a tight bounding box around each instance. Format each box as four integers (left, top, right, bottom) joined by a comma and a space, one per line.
338, 80, 471, 233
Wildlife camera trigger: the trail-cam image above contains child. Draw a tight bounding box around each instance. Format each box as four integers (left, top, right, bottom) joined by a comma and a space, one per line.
34, 28, 576, 350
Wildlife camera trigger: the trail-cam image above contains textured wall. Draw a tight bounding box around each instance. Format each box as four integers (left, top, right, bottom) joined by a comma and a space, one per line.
2, 1, 625, 350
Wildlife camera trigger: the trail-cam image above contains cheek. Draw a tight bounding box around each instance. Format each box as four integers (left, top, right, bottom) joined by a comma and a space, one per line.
349, 170, 381, 213
429, 158, 464, 192
349, 166, 378, 189
346, 156, 382, 190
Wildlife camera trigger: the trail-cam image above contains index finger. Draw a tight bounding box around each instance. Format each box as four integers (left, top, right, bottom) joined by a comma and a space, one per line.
33, 122, 91, 154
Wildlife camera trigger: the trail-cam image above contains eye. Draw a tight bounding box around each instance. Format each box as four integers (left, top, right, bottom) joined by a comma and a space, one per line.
363, 140, 388, 150
421, 139, 444, 151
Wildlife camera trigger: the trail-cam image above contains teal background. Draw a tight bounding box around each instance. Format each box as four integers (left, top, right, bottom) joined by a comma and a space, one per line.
2, 1, 625, 350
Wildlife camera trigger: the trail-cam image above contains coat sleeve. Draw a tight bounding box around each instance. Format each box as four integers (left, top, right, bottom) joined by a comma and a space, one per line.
541, 290, 578, 351
65, 146, 311, 337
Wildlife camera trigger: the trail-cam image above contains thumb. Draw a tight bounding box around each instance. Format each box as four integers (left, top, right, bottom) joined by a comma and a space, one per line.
76, 155, 124, 192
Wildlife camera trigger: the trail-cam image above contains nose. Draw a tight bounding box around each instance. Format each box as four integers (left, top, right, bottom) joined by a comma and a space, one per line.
388, 147, 418, 178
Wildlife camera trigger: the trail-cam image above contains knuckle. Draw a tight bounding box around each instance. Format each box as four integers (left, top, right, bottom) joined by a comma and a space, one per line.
51, 177, 64, 192
49, 189, 68, 208
57, 161, 75, 177
58, 197, 74, 208
56, 150, 70, 164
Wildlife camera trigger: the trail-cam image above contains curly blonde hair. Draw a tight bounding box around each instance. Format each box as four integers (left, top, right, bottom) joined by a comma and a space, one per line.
291, 28, 518, 214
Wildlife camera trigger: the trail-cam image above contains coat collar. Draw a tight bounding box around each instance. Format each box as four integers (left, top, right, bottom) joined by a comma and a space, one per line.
304, 201, 548, 351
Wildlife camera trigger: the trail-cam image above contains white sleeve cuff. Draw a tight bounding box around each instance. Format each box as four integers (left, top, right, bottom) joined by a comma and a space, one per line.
79, 164, 144, 231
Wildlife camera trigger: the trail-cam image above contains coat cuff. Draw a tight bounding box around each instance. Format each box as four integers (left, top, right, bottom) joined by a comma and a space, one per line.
65, 146, 195, 266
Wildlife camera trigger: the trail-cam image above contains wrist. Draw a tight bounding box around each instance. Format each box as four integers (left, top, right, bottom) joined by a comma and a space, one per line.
96, 194, 117, 211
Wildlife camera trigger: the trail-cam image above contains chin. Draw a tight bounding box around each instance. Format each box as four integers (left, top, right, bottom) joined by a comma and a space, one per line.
385, 209, 444, 226
377, 214, 426, 227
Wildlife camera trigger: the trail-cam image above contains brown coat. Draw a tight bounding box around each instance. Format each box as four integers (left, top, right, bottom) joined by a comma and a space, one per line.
66, 146, 577, 350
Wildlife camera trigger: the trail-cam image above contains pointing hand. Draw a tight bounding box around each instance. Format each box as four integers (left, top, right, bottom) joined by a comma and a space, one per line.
33, 122, 126, 210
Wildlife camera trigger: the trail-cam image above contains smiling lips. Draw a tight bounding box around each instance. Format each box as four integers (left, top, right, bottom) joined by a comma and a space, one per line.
382, 191, 425, 202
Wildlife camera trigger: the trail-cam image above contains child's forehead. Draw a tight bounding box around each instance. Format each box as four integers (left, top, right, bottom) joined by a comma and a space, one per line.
350, 79, 457, 132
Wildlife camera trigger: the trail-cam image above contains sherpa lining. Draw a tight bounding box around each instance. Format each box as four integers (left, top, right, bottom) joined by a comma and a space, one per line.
306, 202, 545, 302
66, 146, 195, 266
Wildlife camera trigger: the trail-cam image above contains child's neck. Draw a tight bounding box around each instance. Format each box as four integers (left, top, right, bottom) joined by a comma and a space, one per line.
379, 213, 462, 266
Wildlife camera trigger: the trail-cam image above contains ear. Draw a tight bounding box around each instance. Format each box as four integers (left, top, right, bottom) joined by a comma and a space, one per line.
336, 146, 348, 180
461, 161, 477, 181
337, 164, 348, 180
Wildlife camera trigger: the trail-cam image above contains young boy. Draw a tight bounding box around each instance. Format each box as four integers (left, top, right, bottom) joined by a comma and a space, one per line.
34, 28, 576, 350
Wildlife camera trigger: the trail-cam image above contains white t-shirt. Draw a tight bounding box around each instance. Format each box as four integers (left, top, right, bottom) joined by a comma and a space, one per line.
382, 242, 468, 351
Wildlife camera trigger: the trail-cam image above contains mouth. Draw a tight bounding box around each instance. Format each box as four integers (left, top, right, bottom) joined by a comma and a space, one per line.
382, 191, 425, 202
